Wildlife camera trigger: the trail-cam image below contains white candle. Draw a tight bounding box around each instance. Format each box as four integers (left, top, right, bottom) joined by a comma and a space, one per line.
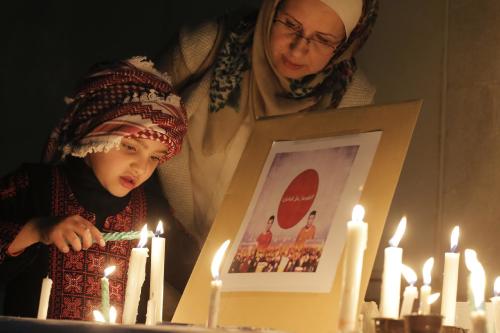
101, 265, 116, 322
441, 226, 460, 326
146, 299, 156, 325
465, 249, 487, 333
338, 205, 368, 333
37, 276, 53, 319
149, 221, 165, 324
419, 257, 434, 315
123, 225, 150, 325
207, 240, 230, 328
380, 216, 406, 318
109, 306, 117, 324
491, 277, 500, 333
93, 310, 106, 323
400, 264, 418, 317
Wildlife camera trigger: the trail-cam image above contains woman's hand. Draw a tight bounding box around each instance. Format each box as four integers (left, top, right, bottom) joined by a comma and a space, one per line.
40, 215, 105, 253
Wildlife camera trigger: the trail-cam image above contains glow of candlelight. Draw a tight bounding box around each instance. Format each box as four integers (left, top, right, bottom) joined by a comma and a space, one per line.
93, 310, 105, 322
109, 306, 117, 324
155, 220, 164, 236
352, 204, 365, 222
428, 292, 441, 305
104, 265, 116, 278
423, 257, 434, 285
389, 216, 406, 247
401, 264, 417, 286
465, 249, 478, 271
137, 225, 149, 248
450, 226, 459, 252
495, 277, 500, 297
465, 249, 486, 309
211, 240, 231, 280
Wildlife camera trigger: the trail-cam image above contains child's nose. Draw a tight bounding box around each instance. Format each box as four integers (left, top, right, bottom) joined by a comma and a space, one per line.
131, 156, 148, 175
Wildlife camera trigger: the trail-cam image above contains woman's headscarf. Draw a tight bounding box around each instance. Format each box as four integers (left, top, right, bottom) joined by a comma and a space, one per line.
204, 0, 378, 153
43, 57, 187, 164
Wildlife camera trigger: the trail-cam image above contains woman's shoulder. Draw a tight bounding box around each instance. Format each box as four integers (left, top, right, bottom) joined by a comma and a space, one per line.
338, 68, 376, 108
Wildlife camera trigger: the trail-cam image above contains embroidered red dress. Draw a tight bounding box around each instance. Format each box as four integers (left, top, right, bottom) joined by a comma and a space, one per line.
0, 157, 198, 322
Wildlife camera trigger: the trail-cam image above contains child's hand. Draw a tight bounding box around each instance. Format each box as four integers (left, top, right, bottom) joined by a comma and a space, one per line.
40, 215, 105, 253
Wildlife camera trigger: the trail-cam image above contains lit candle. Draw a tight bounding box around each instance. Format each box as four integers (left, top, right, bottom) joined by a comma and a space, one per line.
93, 310, 105, 323
101, 265, 115, 322
491, 277, 500, 333
465, 249, 487, 333
37, 276, 53, 319
338, 205, 368, 333
427, 293, 441, 314
207, 240, 230, 328
149, 221, 165, 324
400, 264, 418, 317
380, 216, 406, 318
122, 225, 150, 324
441, 226, 460, 326
109, 306, 117, 324
419, 257, 434, 315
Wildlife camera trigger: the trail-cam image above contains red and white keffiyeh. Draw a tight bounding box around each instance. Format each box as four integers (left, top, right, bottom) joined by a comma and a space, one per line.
43, 56, 187, 164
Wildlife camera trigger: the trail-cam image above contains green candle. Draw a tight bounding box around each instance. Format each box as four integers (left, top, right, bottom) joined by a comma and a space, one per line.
102, 230, 154, 242
101, 266, 116, 322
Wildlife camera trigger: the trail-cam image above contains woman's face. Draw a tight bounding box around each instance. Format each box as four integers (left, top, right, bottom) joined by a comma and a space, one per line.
270, 0, 346, 79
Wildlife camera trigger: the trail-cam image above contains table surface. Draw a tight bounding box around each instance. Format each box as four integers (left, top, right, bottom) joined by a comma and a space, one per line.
0, 316, 290, 333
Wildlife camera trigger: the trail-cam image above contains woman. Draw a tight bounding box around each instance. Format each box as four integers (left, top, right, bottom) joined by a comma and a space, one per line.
157, 0, 378, 242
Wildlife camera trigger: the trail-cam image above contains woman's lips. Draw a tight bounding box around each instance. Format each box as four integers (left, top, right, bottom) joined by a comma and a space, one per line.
119, 176, 136, 190
281, 55, 304, 71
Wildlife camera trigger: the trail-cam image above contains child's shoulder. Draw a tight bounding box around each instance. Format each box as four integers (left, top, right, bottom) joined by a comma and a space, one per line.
1, 163, 57, 186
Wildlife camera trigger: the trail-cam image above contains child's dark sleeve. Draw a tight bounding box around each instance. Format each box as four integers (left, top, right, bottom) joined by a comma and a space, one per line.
0, 165, 48, 269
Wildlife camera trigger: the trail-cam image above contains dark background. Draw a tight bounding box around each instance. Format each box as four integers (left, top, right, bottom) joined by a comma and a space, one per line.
0, 0, 260, 176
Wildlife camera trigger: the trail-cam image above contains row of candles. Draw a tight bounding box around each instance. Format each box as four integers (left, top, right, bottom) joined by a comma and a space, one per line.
338, 204, 500, 333
36, 220, 230, 327
37, 222, 167, 324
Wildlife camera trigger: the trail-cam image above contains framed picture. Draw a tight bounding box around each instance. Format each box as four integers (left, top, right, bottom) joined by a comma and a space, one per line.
174, 101, 421, 333
222, 132, 381, 292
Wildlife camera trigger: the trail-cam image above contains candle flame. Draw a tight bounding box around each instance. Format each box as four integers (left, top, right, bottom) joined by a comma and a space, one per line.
428, 292, 440, 305
93, 310, 105, 323
401, 264, 417, 285
464, 249, 478, 272
352, 204, 365, 222
423, 257, 434, 285
494, 277, 500, 297
104, 265, 116, 277
450, 226, 459, 252
388, 216, 406, 247
155, 220, 164, 236
109, 306, 117, 324
211, 240, 231, 280
465, 249, 485, 309
137, 224, 149, 248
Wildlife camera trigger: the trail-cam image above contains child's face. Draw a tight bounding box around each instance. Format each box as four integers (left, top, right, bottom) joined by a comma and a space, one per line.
86, 137, 168, 197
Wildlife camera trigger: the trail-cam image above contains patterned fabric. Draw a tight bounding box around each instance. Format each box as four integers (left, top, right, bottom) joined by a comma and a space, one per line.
208, 0, 378, 113
43, 57, 187, 164
47, 167, 146, 322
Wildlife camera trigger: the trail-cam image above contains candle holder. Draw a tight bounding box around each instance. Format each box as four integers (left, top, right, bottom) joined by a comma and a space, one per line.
403, 314, 442, 333
441, 325, 467, 333
373, 318, 404, 333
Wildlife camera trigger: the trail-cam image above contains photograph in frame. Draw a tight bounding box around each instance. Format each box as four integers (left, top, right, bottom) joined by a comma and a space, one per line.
174, 101, 422, 333
222, 132, 381, 292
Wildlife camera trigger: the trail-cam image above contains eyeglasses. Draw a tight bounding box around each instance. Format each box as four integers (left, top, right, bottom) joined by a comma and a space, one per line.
273, 14, 344, 54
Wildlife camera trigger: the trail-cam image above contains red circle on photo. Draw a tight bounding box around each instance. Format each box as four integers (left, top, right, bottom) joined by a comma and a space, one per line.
277, 169, 319, 229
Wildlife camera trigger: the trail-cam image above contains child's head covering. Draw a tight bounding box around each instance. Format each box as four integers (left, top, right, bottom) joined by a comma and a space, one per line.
43, 57, 187, 164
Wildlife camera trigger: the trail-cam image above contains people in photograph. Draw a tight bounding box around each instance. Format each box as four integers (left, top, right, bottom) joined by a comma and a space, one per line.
295, 210, 317, 247
156, 0, 379, 243
0, 57, 198, 322
256, 215, 275, 251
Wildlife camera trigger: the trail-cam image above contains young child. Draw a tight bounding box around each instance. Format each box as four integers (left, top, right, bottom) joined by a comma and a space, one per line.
0, 57, 198, 322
